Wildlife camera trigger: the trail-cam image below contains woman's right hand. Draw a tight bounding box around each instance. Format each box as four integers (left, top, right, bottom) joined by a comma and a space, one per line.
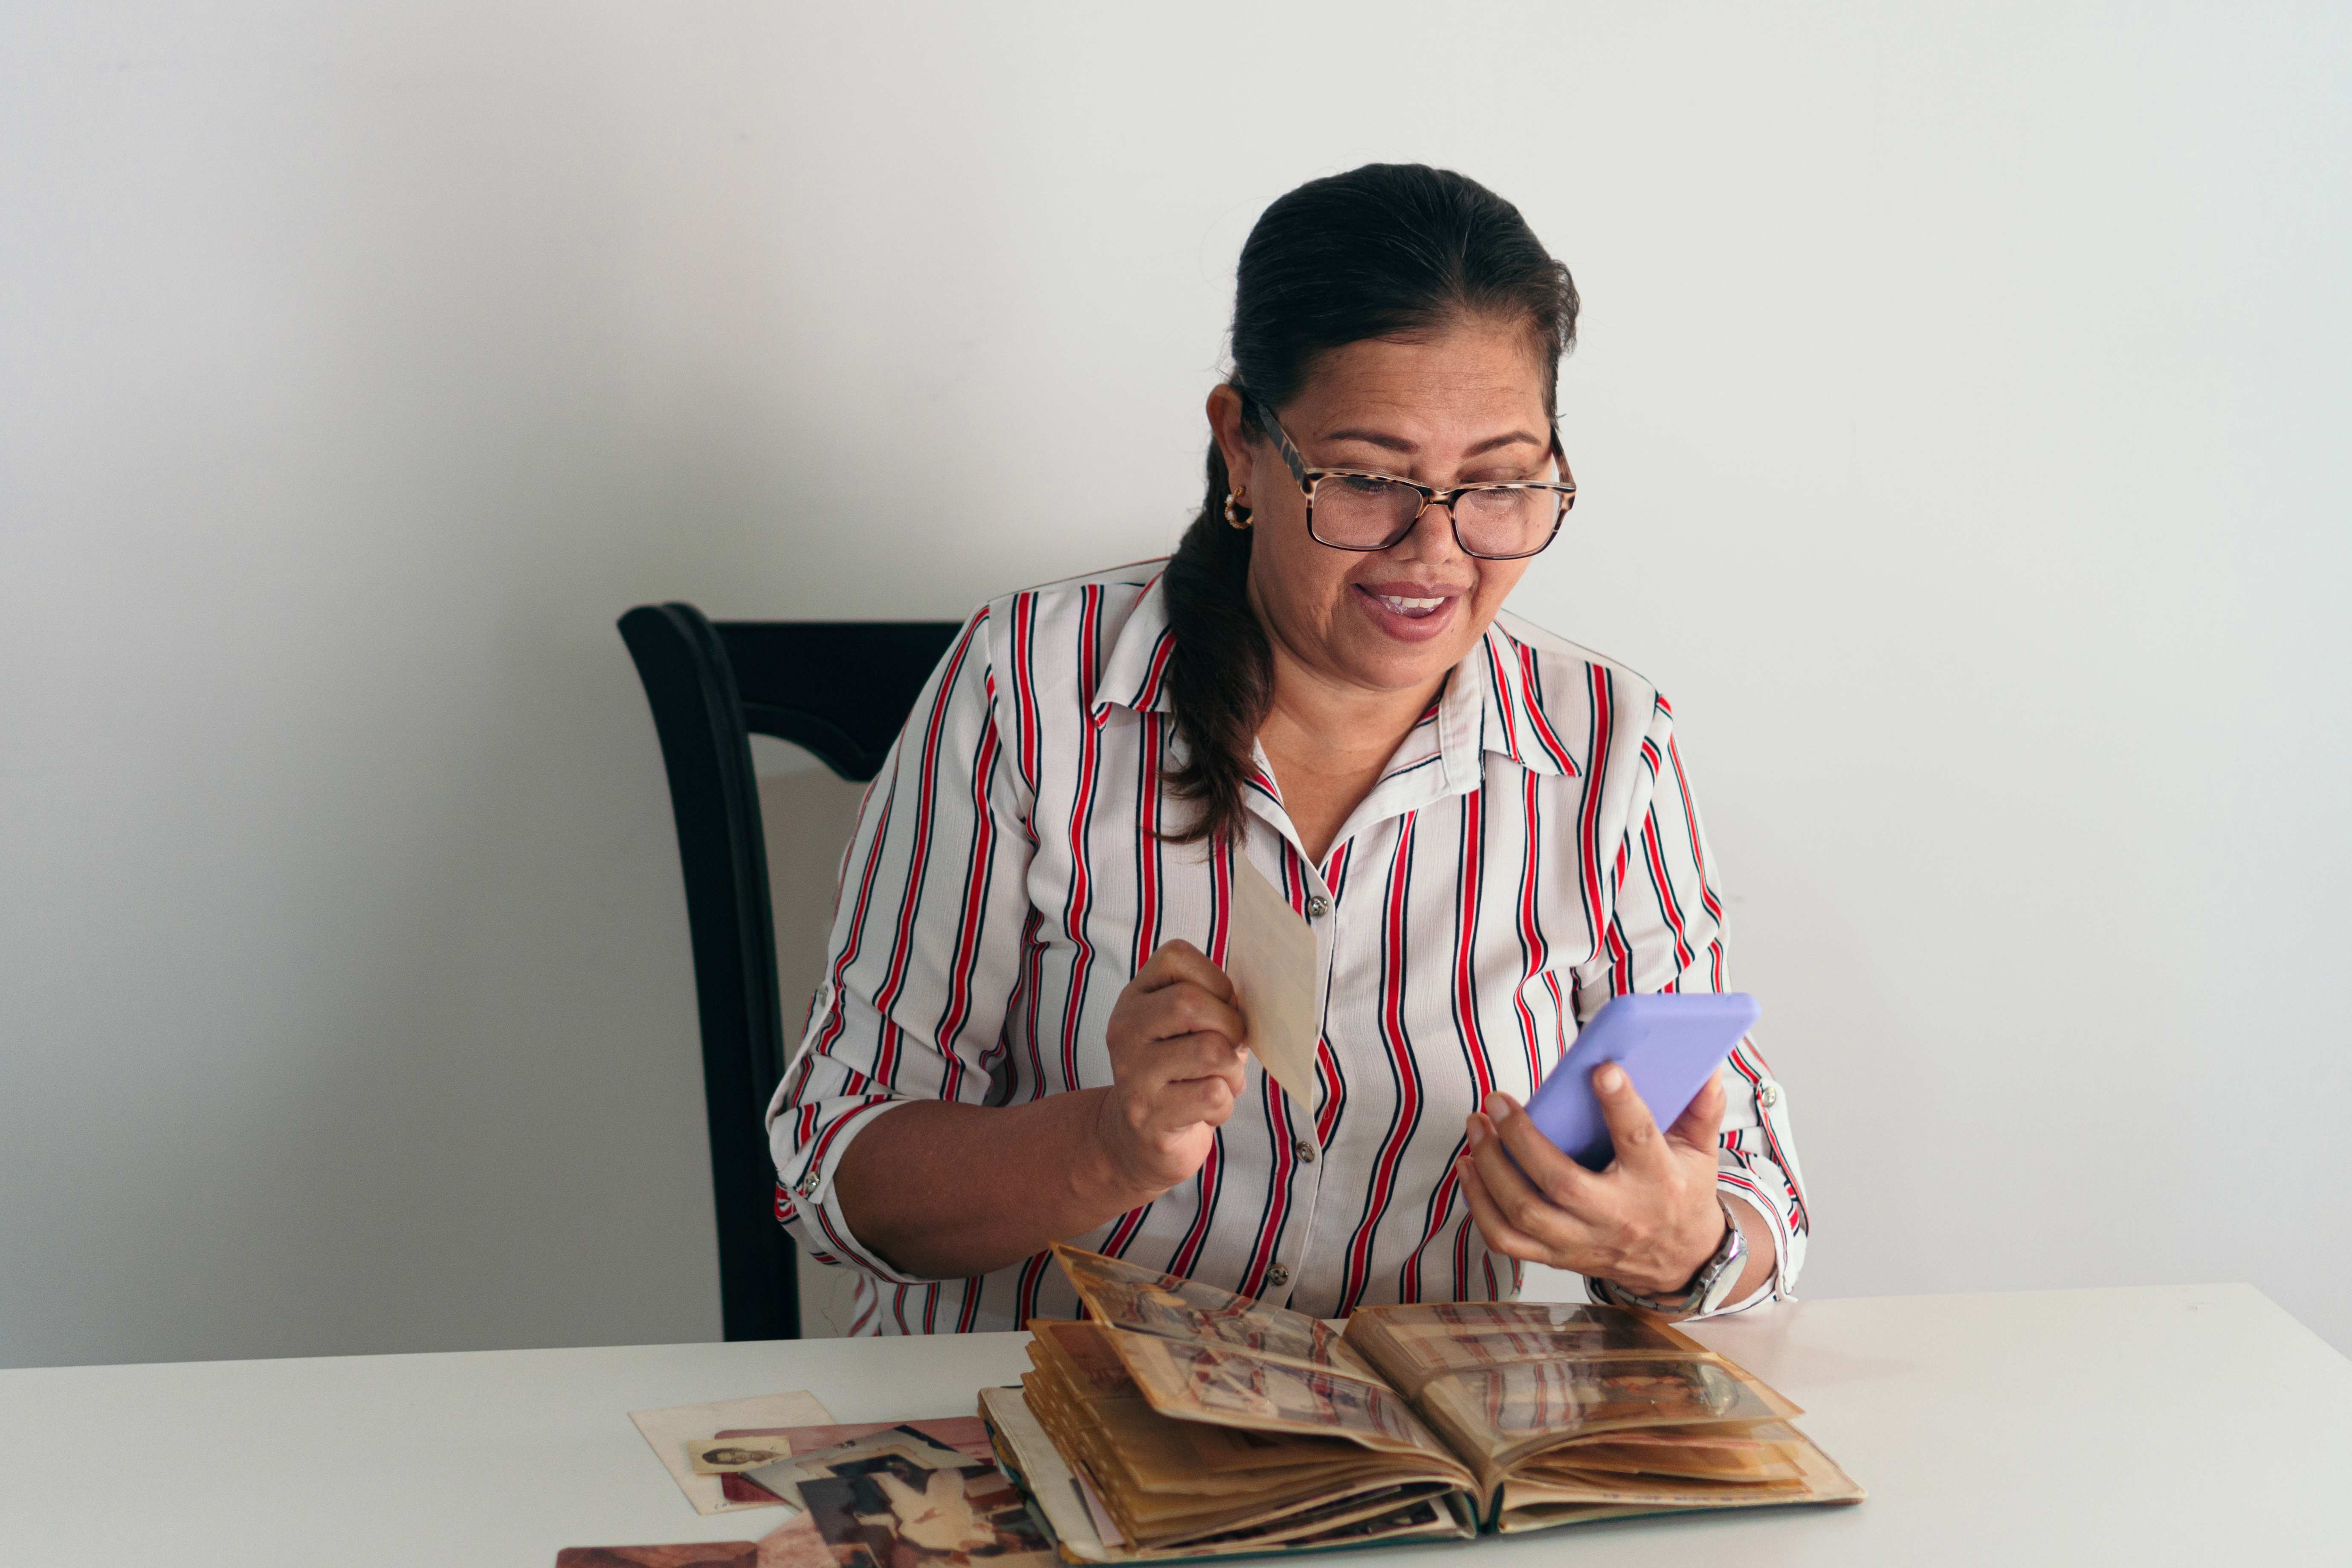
835, 938, 1249, 1279
1094, 940, 1251, 1199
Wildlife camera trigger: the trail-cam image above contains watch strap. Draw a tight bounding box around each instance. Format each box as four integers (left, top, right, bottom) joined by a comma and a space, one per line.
1590, 1195, 1747, 1318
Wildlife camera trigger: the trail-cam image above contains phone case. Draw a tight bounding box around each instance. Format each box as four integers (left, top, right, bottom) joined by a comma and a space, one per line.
1521, 992, 1761, 1169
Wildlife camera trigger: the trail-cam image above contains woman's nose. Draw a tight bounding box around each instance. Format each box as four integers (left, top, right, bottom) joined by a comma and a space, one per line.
1388, 499, 1468, 564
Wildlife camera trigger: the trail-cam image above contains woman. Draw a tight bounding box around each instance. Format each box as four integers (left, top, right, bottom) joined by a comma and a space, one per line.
768, 164, 1807, 1336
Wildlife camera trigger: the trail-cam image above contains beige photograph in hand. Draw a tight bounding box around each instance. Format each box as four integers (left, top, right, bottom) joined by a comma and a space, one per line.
1219, 852, 1322, 1109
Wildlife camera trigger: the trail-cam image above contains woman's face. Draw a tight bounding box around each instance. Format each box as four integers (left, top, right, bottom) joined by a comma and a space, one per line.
1213, 316, 1558, 703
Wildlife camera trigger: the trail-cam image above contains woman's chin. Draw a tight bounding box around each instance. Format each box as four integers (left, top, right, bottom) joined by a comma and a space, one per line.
1329, 634, 1466, 696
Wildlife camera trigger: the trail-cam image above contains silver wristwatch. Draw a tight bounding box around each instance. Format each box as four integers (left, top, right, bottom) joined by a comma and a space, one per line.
1590, 1195, 1747, 1318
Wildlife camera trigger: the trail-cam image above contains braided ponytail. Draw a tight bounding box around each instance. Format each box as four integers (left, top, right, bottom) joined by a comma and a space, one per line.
1161, 423, 1274, 843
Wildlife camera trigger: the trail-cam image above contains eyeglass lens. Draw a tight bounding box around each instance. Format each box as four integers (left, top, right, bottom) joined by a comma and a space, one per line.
1310, 475, 1564, 558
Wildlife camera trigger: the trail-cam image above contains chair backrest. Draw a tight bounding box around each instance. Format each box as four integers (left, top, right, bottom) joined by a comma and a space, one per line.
619, 603, 962, 1340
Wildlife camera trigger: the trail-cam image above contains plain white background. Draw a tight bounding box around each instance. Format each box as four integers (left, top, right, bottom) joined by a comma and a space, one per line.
3, 1, 2346, 1368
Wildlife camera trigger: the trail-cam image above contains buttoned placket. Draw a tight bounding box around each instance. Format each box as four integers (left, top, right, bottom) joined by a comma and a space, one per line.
1233, 776, 1335, 1310
1232, 667, 1492, 1310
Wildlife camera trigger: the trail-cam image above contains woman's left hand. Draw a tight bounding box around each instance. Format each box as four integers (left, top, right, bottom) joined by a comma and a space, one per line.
1455, 1064, 1729, 1297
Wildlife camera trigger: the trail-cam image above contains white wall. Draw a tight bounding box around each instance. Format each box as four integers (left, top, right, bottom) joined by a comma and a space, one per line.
4, 1, 2346, 1367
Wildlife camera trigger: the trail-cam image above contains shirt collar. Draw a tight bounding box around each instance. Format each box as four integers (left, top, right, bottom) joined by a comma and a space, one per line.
1091, 571, 1179, 719
1093, 572, 1578, 781
1473, 617, 1581, 778
1341, 620, 1578, 836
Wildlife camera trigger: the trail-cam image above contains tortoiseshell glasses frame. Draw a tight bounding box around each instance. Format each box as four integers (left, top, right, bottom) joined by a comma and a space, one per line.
1249, 398, 1577, 560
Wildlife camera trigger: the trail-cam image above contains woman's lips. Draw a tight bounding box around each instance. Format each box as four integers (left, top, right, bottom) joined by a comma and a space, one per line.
1352, 582, 1463, 640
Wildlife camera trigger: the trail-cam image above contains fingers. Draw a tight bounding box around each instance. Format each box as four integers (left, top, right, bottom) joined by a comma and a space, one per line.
1454, 1156, 1547, 1261
1160, 1029, 1248, 1089
1479, 1092, 1604, 1213
1108, 1031, 1246, 1148
1666, 1070, 1728, 1151
1464, 1108, 1601, 1255
1590, 1063, 1670, 1175
1124, 1034, 1251, 1110
1135, 939, 1236, 1003
1460, 1073, 1726, 1290
1142, 1069, 1240, 1133
1170, 988, 1248, 1052
1121, 944, 1244, 1051
1122, 976, 1247, 1054
1106, 945, 1250, 1150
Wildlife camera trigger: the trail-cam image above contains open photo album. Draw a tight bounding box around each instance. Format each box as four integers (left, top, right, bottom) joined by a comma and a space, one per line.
979, 1244, 1862, 1561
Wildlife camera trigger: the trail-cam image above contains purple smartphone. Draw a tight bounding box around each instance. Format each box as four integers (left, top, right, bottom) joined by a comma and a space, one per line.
1522, 992, 1760, 1170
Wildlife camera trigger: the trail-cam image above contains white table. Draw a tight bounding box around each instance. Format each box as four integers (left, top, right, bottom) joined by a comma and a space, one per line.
3, 1284, 2347, 1565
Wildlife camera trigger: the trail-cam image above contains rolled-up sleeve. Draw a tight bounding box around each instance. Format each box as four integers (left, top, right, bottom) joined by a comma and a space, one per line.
765, 606, 1036, 1285
1579, 693, 1811, 1313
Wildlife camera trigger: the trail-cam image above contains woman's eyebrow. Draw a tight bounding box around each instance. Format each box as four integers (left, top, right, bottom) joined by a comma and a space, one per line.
1320, 427, 1548, 458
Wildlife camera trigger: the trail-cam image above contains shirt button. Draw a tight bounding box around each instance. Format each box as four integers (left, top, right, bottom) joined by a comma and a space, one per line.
1306, 896, 1331, 919
1295, 1139, 1318, 1164
1266, 1264, 1291, 1288
1758, 1082, 1782, 1109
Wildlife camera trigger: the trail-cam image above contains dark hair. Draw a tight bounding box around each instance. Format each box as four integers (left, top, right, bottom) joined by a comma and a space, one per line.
1162, 163, 1581, 845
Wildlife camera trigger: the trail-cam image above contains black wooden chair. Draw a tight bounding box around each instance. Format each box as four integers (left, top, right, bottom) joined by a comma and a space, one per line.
619, 604, 962, 1340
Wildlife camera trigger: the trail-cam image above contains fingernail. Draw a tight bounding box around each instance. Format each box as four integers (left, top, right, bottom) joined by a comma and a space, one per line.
1596, 1064, 1626, 1093
1481, 1093, 1515, 1121
1464, 1117, 1486, 1149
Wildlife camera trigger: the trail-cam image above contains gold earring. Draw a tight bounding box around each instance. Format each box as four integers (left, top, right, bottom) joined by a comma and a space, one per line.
1223, 491, 1251, 528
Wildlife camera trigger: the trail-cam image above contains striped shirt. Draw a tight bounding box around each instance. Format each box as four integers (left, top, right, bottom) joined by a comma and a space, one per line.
766, 563, 1809, 1335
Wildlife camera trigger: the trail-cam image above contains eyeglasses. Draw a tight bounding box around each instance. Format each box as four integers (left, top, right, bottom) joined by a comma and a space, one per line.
1250, 399, 1576, 560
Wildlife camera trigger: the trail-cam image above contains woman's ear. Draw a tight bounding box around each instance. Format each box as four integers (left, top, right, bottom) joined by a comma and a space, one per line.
1205, 384, 1256, 503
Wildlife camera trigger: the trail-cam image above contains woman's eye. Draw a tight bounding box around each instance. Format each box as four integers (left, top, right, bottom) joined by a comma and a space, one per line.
1336, 475, 1396, 496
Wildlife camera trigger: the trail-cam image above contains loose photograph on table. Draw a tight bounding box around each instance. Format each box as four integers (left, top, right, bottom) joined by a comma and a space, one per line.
797, 1461, 1056, 1568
